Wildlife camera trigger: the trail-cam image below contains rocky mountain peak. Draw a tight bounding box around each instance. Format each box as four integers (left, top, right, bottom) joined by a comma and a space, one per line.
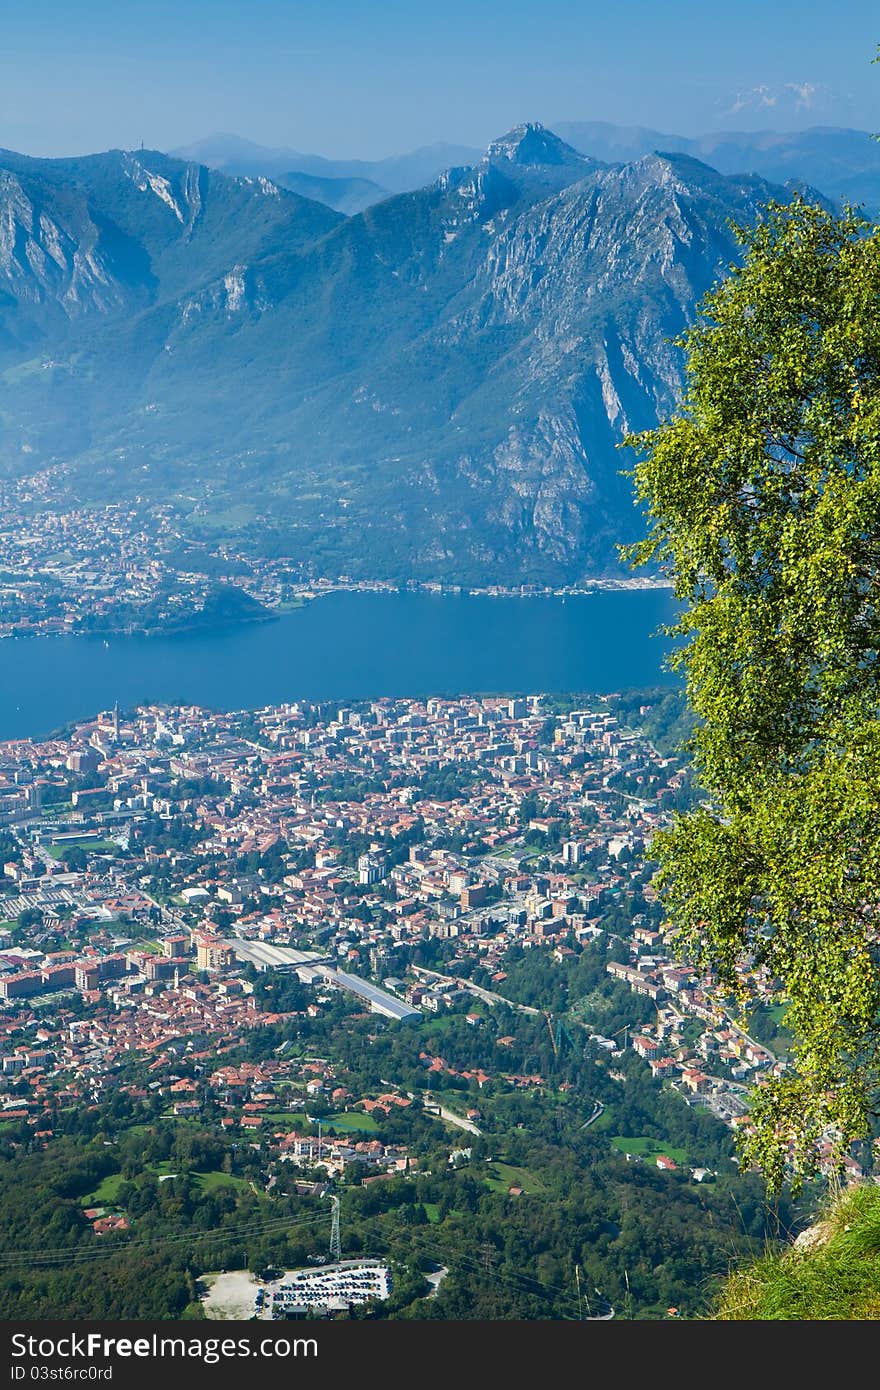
0, 138, 807, 587
486, 122, 595, 170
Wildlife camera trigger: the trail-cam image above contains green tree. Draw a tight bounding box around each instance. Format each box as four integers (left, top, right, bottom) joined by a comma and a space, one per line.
625, 199, 880, 1189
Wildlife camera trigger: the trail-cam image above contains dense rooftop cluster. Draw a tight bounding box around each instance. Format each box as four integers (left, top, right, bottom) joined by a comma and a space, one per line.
0, 691, 814, 1155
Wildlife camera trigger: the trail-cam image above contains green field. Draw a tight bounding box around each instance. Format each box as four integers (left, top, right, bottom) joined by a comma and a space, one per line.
587, 1105, 614, 1132
764, 1002, 789, 1027
192, 1170, 252, 1193
147, 1162, 251, 1193
83, 1172, 128, 1205
190, 503, 260, 531
431, 1086, 480, 1113
85, 1167, 251, 1205
255, 1112, 303, 1128
47, 839, 118, 859
611, 1136, 689, 1165
483, 1162, 545, 1195
323, 1111, 381, 1133
421, 1015, 469, 1040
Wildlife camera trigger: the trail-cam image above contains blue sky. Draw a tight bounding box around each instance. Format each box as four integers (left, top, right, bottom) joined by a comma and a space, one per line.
1, 1, 877, 158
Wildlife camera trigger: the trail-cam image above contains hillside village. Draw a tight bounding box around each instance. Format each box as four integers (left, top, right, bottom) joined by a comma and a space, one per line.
0, 484, 662, 640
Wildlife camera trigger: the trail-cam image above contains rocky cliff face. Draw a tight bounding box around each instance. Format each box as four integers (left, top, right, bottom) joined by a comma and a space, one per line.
0, 127, 800, 583
0, 164, 147, 354
0, 148, 340, 346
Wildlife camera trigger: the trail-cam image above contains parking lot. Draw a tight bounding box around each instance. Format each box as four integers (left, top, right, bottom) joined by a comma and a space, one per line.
258, 1260, 391, 1317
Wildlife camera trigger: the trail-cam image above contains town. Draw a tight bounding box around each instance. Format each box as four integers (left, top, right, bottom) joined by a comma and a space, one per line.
0, 687, 857, 1318
0, 481, 667, 639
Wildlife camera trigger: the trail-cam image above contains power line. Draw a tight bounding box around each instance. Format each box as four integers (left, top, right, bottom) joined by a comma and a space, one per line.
399, 1231, 586, 1317
0, 1211, 329, 1271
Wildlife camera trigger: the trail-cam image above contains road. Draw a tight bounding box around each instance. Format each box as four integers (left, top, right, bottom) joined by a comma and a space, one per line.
406, 1091, 483, 1135
584, 1299, 615, 1320
435, 1104, 482, 1135
424, 1265, 448, 1299
725, 1016, 781, 1069
579, 1100, 605, 1129
411, 965, 541, 1017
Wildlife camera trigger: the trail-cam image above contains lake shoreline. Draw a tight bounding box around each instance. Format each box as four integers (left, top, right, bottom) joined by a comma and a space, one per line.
0, 589, 680, 742
0, 576, 672, 642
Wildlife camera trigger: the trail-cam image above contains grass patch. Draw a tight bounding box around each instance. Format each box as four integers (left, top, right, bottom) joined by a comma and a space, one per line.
586, 1105, 614, 1132
484, 1162, 545, 1195
86, 1166, 251, 1203
179, 1302, 206, 1320
323, 1111, 381, 1133
193, 1170, 251, 1193
83, 1172, 127, 1205
714, 1185, 880, 1320
764, 1003, 789, 1027
423, 1203, 442, 1224
430, 1087, 479, 1112
257, 1112, 304, 1128
611, 1136, 689, 1166
190, 503, 259, 532
421, 1015, 466, 1038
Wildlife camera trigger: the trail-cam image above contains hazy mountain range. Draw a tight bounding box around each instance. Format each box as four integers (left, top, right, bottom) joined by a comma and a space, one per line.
170, 134, 485, 213
175, 122, 880, 213
0, 122, 857, 585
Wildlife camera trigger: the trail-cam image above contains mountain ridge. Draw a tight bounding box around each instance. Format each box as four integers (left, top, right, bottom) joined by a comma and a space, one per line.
553, 120, 880, 210
169, 121, 880, 214
170, 134, 486, 208
0, 127, 821, 586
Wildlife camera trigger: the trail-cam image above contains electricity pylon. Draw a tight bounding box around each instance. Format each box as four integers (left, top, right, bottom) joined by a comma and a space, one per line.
329, 1195, 341, 1262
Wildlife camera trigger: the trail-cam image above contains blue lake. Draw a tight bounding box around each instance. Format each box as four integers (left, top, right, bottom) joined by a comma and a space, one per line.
0, 589, 680, 740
